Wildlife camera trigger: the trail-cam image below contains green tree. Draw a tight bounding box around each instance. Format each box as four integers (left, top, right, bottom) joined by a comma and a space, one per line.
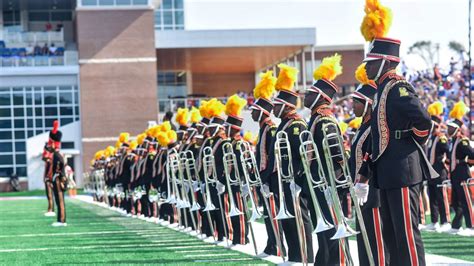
448, 41, 466, 62
408, 41, 437, 69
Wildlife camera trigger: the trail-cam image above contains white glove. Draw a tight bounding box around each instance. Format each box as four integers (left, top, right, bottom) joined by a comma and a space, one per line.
241, 185, 250, 198
354, 183, 369, 206
192, 181, 201, 192
216, 181, 226, 195
260, 184, 270, 198
324, 187, 333, 206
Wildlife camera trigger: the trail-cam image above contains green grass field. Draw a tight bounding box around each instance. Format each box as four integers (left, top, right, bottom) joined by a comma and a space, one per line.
1, 195, 474, 264
0, 198, 269, 265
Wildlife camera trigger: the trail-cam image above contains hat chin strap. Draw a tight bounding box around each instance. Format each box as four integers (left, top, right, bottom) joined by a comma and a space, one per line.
276, 105, 285, 118
309, 93, 321, 111
257, 109, 263, 122
361, 101, 369, 118
375, 58, 387, 81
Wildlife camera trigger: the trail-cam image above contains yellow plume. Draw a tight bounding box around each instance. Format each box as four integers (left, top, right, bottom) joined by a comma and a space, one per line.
355, 63, 375, 86
129, 140, 138, 150
225, 94, 247, 117
360, 0, 393, 42
207, 98, 225, 118
105, 146, 115, 158
313, 53, 343, 81
348, 117, 362, 129
190, 106, 202, 123
427, 101, 444, 116
199, 100, 210, 119
156, 131, 169, 147
449, 101, 469, 120
167, 130, 177, 144
339, 121, 348, 135
276, 64, 298, 91
160, 121, 171, 132
94, 150, 104, 160
254, 71, 277, 100
176, 108, 190, 126
243, 131, 257, 145
119, 132, 129, 143
137, 133, 146, 145
115, 140, 122, 149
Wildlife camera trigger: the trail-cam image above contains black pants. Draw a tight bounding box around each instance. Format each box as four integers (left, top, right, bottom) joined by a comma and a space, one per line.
44, 180, 54, 212
309, 189, 345, 266
380, 186, 425, 266
451, 179, 474, 229
427, 182, 449, 224
197, 190, 213, 237
52, 178, 66, 223
279, 183, 314, 263
356, 207, 388, 266
226, 191, 249, 245
259, 191, 285, 256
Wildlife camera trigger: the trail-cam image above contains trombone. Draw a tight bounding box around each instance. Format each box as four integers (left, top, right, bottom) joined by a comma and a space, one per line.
299, 130, 334, 234
239, 141, 285, 261
274, 131, 308, 264
167, 148, 183, 228
321, 123, 374, 266
179, 151, 198, 232
202, 146, 228, 244
222, 141, 258, 255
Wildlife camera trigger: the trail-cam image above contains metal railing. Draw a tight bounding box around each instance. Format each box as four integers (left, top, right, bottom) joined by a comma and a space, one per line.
78, 0, 151, 7
3, 29, 64, 46
0, 51, 78, 67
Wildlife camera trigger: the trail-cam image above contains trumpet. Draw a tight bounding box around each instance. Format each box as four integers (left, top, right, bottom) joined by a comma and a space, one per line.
202, 145, 228, 243
222, 142, 244, 217
299, 130, 334, 234
274, 131, 307, 264
239, 141, 285, 261
321, 123, 374, 266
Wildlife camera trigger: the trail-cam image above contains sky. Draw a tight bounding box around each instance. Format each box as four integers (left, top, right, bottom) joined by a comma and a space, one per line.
183, 0, 472, 70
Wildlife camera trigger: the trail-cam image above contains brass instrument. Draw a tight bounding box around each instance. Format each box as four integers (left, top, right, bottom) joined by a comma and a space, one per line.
274, 131, 308, 264
299, 130, 334, 233
321, 123, 374, 266
239, 141, 285, 261
202, 146, 229, 244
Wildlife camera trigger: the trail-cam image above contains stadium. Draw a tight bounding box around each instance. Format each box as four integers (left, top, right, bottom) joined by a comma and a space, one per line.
0, 0, 473, 265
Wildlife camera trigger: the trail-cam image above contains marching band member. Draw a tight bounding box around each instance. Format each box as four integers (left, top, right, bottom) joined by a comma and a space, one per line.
359, 0, 436, 264
446, 101, 474, 236
351, 63, 387, 265
224, 94, 249, 245
207, 99, 231, 242
303, 54, 348, 265
250, 70, 285, 257
49, 120, 67, 227
42, 142, 55, 217
424, 101, 451, 232
273, 63, 314, 263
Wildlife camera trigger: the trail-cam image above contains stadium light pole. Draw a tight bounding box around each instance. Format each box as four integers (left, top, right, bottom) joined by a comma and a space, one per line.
469, 0, 472, 137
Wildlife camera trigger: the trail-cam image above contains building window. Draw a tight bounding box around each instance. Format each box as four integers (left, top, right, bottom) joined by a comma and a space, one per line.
0, 85, 80, 177
155, 0, 184, 31
157, 71, 187, 112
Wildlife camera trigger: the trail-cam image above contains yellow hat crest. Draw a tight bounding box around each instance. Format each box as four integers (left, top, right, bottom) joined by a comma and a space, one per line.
313, 53, 343, 81
254, 71, 277, 100
276, 63, 298, 91
225, 94, 247, 117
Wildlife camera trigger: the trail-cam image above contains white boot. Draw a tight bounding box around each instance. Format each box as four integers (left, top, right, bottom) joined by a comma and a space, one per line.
44, 211, 55, 217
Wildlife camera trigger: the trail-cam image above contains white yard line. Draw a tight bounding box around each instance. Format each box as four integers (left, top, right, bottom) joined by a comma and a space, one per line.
75, 195, 474, 265
0, 229, 161, 238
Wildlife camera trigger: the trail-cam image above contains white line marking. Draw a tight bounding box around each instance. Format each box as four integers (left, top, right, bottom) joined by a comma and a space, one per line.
194, 258, 255, 263
0, 229, 160, 238
185, 253, 239, 258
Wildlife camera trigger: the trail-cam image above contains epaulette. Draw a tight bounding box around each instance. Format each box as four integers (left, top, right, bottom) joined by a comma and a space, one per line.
461, 137, 470, 146
439, 135, 447, 144
290, 119, 307, 127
